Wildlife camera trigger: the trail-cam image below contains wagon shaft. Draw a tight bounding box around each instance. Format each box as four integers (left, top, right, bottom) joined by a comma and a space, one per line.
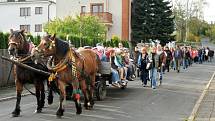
1, 56, 51, 76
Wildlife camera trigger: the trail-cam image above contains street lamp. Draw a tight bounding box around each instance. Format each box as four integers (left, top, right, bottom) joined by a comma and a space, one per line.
48, 0, 56, 24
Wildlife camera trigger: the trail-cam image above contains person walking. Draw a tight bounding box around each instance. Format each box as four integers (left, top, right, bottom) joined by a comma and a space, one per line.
164, 46, 172, 72
138, 47, 150, 87
157, 45, 166, 85
149, 47, 159, 89
174, 45, 183, 73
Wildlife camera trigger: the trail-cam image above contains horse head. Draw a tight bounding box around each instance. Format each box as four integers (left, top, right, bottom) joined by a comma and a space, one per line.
34, 34, 69, 59
34, 34, 57, 57
8, 29, 28, 57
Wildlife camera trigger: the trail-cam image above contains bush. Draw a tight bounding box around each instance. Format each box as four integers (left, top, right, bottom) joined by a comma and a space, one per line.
0, 32, 9, 49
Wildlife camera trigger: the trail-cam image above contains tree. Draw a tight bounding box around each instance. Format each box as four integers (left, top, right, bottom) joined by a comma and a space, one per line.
131, 0, 174, 46
131, 0, 150, 44
43, 16, 107, 47
173, 0, 208, 42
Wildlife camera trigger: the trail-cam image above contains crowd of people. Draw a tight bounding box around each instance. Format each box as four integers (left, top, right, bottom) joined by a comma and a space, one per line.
135, 44, 214, 89
91, 42, 214, 89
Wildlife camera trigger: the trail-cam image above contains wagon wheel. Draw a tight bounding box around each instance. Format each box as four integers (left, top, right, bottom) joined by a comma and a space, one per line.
96, 79, 106, 101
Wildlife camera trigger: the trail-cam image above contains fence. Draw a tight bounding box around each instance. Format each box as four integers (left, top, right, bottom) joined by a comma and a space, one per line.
0, 49, 14, 87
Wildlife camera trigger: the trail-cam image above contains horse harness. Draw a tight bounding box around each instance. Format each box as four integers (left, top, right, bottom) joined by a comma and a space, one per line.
48, 48, 79, 82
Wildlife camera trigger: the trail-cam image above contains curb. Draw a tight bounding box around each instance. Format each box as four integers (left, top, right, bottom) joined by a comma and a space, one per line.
0, 92, 31, 102
188, 71, 215, 121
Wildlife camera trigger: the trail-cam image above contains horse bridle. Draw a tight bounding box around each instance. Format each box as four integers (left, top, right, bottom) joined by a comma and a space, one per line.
34, 37, 56, 54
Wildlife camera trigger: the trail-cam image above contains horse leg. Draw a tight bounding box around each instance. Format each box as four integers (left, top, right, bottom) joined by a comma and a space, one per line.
35, 81, 42, 113
89, 74, 96, 108
47, 82, 54, 105
72, 80, 82, 114
56, 81, 65, 118
80, 79, 90, 110
73, 93, 82, 114
40, 81, 45, 108
12, 80, 23, 117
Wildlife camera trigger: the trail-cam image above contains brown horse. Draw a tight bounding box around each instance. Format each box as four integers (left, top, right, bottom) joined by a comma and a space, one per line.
33, 34, 100, 117
8, 29, 50, 117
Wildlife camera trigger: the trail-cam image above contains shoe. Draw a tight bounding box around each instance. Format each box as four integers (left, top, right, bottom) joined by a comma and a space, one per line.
112, 83, 120, 88
152, 86, 156, 89
121, 80, 128, 86
127, 77, 134, 81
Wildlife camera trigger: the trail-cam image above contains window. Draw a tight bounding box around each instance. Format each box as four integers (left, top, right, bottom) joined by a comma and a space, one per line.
35, 7, 42, 14
81, 6, 86, 13
20, 25, 30, 33
91, 4, 103, 13
20, 7, 31, 16
7, 0, 15, 2
35, 24, 42, 32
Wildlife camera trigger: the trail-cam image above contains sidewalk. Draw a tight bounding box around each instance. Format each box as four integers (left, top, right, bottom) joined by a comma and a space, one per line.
0, 84, 33, 102
189, 72, 215, 121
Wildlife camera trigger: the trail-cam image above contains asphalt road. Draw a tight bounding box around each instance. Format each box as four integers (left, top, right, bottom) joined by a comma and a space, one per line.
0, 62, 215, 121
0, 38, 215, 121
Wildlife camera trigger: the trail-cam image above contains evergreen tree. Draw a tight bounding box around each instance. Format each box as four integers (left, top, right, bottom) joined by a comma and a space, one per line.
131, 0, 175, 46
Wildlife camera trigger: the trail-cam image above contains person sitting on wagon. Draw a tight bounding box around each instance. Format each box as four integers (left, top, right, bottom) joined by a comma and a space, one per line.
124, 49, 135, 81
109, 50, 121, 87
114, 49, 128, 85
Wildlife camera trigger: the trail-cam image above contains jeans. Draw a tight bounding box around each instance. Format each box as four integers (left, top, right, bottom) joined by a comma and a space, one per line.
158, 66, 163, 81
150, 68, 157, 88
111, 68, 120, 83
183, 59, 189, 69
198, 55, 203, 64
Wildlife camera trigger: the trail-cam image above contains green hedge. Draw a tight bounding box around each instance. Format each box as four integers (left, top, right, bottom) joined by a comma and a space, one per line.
0, 32, 9, 49
0, 32, 130, 49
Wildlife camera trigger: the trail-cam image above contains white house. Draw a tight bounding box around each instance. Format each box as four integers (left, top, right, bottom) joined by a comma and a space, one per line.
0, 0, 56, 35
56, 0, 132, 40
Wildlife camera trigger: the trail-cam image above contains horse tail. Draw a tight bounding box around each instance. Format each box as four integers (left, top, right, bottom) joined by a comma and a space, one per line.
23, 84, 36, 96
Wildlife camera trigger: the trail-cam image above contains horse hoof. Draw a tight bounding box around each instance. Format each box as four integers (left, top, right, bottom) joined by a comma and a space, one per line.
76, 106, 82, 115
12, 113, 19, 117
12, 109, 20, 117
56, 109, 64, 117
35, 109, 42, 113
56, 115, 62, 119
48, 96, 53, 105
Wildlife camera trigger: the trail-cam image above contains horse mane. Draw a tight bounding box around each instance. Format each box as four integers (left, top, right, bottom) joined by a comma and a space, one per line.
10, 30, 27, 42
55, 38, 69, 58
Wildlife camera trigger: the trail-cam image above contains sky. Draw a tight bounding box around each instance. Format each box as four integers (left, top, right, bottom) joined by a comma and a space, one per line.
204, 0, 215, 23
171, 0, 215, 23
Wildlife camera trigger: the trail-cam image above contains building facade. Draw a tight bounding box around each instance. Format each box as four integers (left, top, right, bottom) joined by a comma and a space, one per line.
0, 0, 56, 35
56, 0, 131, 40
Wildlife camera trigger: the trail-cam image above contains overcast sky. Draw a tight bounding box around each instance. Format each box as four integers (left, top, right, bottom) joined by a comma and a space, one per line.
204, 0, 215, 23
